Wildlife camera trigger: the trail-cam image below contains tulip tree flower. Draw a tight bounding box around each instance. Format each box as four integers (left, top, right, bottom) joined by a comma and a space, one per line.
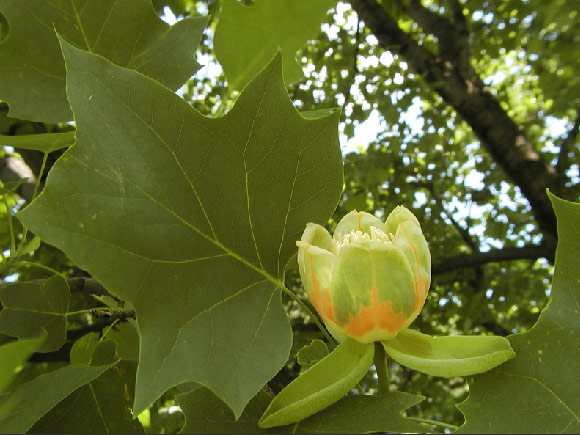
259, 208, 516, 429
297, 206, 430, 343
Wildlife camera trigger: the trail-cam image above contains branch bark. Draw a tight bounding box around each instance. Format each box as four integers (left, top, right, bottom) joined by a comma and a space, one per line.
432, 244, 552, 275
349, 0, 563, 253
556, 109, 580, 175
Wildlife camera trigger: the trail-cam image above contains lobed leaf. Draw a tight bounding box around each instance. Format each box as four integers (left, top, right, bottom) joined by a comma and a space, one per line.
18, 39, 343, 418
456, 193, 580, 433
381, 328, 515, 377
0, 0, 208, 123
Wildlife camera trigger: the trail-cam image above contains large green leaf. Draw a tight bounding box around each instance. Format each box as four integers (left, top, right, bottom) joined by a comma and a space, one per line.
0, 0, 208, 123
18, 41, 343, 418
456, 193, 580, 433
0, 343, 117, 433
0, 330, 46, 393
0, 275, 69, 352
259, 339, 375, 428
178, 386, 425, 434
29, 341, 144, 434
214, 0, 333, 91
381, 328, 515, 377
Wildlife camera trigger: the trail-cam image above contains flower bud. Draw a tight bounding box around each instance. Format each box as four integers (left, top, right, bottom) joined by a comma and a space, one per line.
297, 207, 431, 343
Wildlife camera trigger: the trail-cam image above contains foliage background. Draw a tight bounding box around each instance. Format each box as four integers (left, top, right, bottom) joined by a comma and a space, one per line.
0, 0, 578, 433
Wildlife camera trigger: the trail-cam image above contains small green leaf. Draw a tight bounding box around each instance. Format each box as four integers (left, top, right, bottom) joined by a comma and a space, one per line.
106, 322, 140, 361
0, 330, 46, 393
258, 339, 374, 428
381, 328, 515, 377
0, 356, 116, 433
18, 235, 41, 256
70, 332, 100, 365
214, 0, 333, 90
0, 132, 75, 153
0, 276, 70, 352
297, 339, 329, 368
29, 341, 143, 434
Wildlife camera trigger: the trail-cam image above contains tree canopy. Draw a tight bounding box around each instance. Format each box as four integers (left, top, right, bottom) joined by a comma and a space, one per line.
0, 0, 578, 433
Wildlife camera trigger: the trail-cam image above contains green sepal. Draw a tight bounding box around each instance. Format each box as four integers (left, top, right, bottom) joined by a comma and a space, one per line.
258, 339, 374, 428
382, 328, 515, 377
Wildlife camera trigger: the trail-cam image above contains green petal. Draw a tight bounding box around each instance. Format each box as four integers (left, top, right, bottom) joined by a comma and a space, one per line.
297, 243, 336, 298
382, 329, 516, 377
331, 242, 415, 324
384, 206, 419, 234
299, 223, 333, 251
333, 210, 386, 238
258, 339, 374, 428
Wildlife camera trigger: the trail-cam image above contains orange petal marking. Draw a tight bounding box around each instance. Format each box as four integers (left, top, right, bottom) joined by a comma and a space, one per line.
399, 224, 430, 310
308, 254, 337, 323
345, 286, 407, 338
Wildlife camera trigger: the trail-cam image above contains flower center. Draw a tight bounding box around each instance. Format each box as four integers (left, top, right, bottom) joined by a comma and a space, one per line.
331, 226, 394, 255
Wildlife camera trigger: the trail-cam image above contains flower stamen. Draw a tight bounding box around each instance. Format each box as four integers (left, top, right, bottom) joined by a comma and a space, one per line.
332, 226, 395, 255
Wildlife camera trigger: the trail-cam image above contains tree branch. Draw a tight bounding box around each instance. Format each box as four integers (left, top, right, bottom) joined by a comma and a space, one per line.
432, 245, 552, 275
556, 109, 580, 175
66, 277, 118, 299
349, 0, 561, 253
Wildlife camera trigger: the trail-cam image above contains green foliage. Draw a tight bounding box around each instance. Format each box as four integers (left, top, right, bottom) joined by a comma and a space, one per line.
0, 132, 74, 153
0, 276, 69, 352
0, 341, 118, 433
0, 0, 577, 433
0, 331, 46, 393
214, 0, 333, 90
18, 38, 342, 418
456, 194, 580, 433
178, 386, 426, 434
296, 339, 329, 369
0, 0, 207, 122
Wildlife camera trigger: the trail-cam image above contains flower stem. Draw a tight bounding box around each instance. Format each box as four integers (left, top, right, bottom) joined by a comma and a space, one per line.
374, 342, 389, 394
406, 416, 459, 431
